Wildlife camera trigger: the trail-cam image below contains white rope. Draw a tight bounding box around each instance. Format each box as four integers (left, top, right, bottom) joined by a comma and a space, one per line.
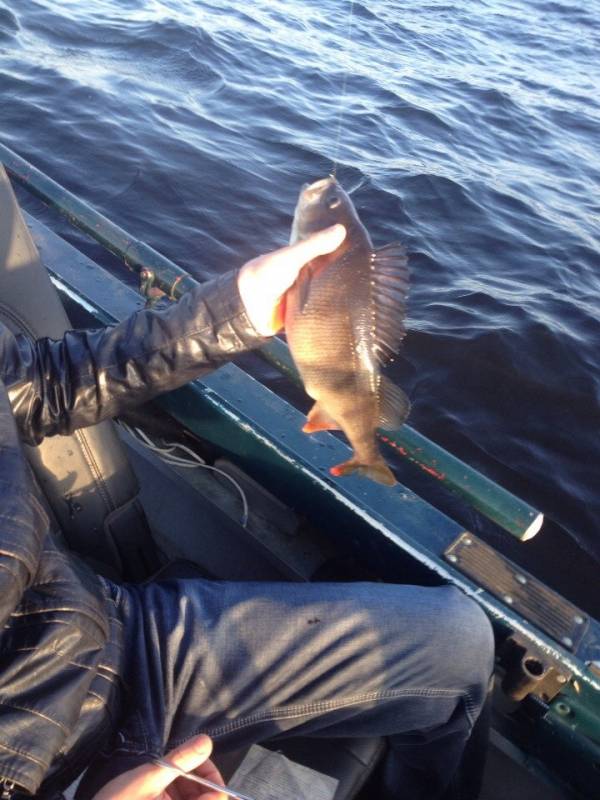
117, 421, 249, 527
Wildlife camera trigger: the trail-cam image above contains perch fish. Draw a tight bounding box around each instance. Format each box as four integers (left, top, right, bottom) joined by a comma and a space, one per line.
285, 176, 410, 485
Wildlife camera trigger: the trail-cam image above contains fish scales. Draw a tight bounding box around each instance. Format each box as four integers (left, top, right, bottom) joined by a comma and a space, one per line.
285, 177, 410, 486
287, 253, 379, 460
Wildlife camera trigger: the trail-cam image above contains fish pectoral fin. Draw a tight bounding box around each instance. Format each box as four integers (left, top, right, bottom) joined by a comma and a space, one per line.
271, 293, 287, 333
302, 402, 341, 433
370, 242, 410, 365
294, 254, 333, 314
330, 457, 397, 486
297, 271, 312, 313
378, 376, 411, 431
294, 259, 318, 314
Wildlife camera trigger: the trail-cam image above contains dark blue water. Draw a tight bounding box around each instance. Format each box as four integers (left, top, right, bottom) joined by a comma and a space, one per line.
1, 1, 599, 606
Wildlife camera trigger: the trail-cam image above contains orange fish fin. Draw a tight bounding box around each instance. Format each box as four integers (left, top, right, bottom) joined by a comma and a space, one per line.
370, 242, 410, 365
330, 457, 397, 486
378, 376, 411, 430
270, 293, 287, 333
302, 402, 340, 433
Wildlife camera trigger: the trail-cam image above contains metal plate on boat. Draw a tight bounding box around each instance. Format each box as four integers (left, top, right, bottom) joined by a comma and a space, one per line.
444, 532, 588, 652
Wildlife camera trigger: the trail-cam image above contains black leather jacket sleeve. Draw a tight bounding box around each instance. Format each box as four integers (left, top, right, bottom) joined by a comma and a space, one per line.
0, 386, 49, 631
2, 271, 268, 445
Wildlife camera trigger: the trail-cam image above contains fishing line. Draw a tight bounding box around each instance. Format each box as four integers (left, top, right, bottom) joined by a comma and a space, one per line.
332, 0, 356, 176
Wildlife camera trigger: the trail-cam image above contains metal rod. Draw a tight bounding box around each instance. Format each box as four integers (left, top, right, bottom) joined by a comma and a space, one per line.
0, 142, 543, 540
153, 758, 257, 800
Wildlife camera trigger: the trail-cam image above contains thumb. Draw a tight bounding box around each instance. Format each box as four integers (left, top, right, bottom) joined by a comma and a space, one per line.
139, 735, 214, 797
162, 733, 214, 773
290, 223, 346, 263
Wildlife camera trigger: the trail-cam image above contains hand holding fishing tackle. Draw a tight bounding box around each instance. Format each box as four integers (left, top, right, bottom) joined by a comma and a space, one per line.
237, 223, 346, 336
91, 734, 227, 800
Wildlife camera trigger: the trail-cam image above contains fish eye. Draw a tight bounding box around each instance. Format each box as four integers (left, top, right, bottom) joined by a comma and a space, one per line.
327, 197, 341, 209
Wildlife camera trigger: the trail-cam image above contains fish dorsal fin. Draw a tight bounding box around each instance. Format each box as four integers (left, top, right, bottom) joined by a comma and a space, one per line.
370, 242, 409, 365
378, 375, 411, 430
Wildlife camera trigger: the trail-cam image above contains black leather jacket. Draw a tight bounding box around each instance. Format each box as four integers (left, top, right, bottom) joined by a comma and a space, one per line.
0, 272, 265, 796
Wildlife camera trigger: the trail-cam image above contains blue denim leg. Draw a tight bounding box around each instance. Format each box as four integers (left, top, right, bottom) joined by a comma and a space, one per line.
105, 579, 494, 799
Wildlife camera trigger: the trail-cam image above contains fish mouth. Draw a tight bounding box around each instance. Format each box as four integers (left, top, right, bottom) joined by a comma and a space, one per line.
301, 176, 337, 203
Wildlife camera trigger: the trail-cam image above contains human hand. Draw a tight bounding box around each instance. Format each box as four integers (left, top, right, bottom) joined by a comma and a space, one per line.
237, 224, 346, 336
91, 734, 226, 800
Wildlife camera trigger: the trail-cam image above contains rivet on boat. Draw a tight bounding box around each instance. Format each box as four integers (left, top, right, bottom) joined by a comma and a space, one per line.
555, 702, 571, 717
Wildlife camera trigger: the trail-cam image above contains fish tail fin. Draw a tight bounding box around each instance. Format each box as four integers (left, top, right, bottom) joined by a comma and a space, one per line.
330, 457, 397, 486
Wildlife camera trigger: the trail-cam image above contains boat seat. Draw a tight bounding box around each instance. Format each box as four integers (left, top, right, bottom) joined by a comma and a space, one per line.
0, 164, 159, 581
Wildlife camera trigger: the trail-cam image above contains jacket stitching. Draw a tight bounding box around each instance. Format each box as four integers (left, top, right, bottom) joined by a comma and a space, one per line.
5, 617, 106, 648
86, 688, 112, 706
0, 700, 68, 733
0, 560, 21, 578
10, 607, 107, 634
0, 739, 49, 768
0, 479, 48, 520
5, 649, 120, 679
0, 542, 39, 571
64, 660, 119, 681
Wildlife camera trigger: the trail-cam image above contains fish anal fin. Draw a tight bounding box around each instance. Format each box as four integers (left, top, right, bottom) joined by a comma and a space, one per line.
378, 376, 411, 431
302, 402, 341, 433
330, 457, 397, 486
370, 242, 410, 365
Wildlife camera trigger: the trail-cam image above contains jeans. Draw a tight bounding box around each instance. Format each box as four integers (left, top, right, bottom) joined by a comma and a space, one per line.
78, 578, 494, 800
